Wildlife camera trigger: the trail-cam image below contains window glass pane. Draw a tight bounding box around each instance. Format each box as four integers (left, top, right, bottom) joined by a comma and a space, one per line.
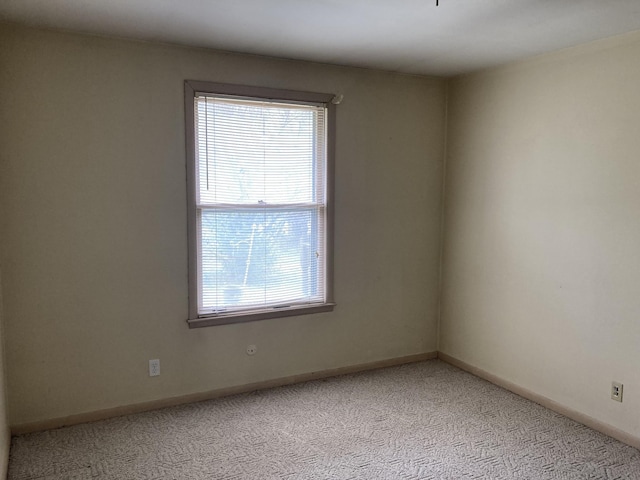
200, 208, 325, 312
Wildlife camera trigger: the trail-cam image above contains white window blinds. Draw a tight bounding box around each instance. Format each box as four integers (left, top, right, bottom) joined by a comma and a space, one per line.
194, 95, 327, 316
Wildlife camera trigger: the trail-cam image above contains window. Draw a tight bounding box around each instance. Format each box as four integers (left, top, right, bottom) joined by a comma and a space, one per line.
185, 81, 335, 327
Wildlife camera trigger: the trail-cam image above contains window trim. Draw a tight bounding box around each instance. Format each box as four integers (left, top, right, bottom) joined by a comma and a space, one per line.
184, 80, 336, 328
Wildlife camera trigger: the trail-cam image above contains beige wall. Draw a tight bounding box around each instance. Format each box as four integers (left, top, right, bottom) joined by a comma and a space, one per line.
441, 32, 640, 439
0, 24, 446, 426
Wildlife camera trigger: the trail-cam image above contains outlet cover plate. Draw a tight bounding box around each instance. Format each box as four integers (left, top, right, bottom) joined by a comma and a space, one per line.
149, 359, 160, 377
611, 381, 623, 402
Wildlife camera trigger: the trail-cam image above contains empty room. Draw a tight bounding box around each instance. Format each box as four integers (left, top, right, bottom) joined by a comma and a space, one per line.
1, 0, 640, 478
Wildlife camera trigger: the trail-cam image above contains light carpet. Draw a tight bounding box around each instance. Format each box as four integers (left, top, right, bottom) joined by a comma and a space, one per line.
8, 360, 640, 479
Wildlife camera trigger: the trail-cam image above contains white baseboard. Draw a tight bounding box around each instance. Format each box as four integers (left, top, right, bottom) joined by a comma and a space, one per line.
438, 352, 640, 451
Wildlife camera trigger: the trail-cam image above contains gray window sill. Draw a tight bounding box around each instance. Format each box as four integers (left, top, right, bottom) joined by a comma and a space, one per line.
187, 303, 336, 328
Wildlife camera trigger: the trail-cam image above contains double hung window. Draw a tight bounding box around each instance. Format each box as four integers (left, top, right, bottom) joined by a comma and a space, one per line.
185, 81, 335, 327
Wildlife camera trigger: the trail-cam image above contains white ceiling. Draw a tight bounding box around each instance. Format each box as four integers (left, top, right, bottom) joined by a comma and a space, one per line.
2, 0, 640, 76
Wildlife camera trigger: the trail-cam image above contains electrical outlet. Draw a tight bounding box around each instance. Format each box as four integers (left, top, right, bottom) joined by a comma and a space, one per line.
611, 381, 623, 402
246, 345, 257, 356
149, 359, 160, 377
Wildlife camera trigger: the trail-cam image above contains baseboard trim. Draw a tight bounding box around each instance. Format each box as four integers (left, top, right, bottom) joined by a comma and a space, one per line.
0, 426, 8, 480
437, 352, 640, 451
11, 351, 437, 435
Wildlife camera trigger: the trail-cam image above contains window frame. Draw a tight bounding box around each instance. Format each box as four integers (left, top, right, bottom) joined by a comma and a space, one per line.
184, 80, 335, 328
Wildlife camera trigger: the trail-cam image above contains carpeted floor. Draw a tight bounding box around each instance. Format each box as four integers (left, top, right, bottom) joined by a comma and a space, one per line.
8, 360, 640, 479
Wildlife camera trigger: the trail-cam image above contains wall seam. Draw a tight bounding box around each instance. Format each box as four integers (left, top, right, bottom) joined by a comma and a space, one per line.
435, 81, 450, 352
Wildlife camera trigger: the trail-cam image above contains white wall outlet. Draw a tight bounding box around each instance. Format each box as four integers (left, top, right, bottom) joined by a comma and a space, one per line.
611, 381, 623, 402
246, 345, 257, 356
149, 359, 160, 377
